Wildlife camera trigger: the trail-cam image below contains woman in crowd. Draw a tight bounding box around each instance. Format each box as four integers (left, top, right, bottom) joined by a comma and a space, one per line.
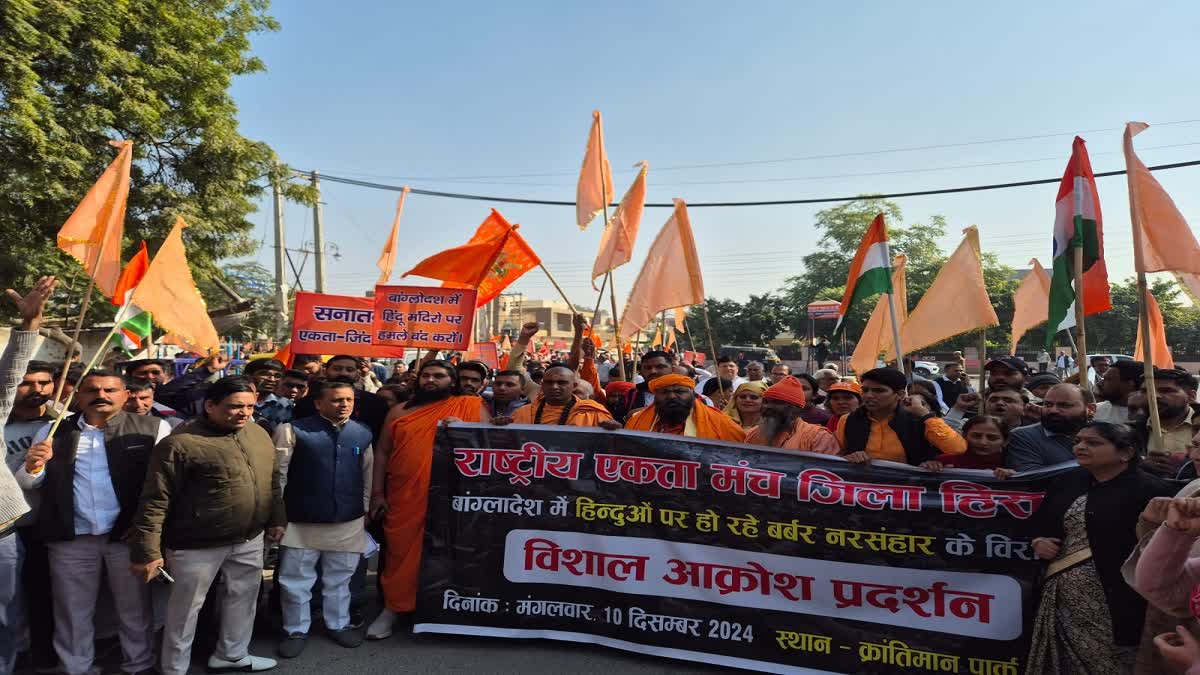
722, 380, 769, 431
1132, 493, 1200, 675
823, 380, 860, 432
1027, 422, 1176, 673
919, 415, 1013, 479
793, 374, 831, 426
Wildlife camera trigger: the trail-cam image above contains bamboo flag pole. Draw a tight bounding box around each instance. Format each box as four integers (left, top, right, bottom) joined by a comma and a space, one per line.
538, 263, 576, 313
1125, 135, 1164, 453
977, 330, 987, 415
882, 240, 905, 374
39, 303, 132, 453
594, 114, 626, 382
589, 272, 608, 331
701, 302, 725, 397
1075, 223, 1094, 381
50, 231, 115, 414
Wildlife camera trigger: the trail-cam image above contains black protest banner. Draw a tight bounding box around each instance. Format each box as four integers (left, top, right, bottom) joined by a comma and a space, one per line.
415, 424, 1067, 674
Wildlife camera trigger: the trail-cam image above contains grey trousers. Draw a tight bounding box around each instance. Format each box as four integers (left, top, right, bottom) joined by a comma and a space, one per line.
47, 535, 155, 675
161, 535, 264, 675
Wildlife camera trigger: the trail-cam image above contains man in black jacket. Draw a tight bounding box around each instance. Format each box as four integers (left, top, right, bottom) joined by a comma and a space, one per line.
17, 370, 170, 675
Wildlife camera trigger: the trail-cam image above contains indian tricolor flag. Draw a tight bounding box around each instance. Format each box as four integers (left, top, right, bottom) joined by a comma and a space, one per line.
1045, 136, 1111, 347
110, 241, 153, 353
835, 214, 893, 334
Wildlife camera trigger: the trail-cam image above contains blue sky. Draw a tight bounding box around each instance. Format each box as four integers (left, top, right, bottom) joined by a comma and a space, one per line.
230, 1, 1200, 309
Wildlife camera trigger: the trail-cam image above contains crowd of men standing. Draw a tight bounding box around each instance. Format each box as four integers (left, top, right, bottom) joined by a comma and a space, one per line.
2, 277, 1200, 674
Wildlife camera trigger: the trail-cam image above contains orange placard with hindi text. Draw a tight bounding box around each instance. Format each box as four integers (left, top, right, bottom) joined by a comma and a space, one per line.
372, 285, 476, 351
291, 292, 408, 357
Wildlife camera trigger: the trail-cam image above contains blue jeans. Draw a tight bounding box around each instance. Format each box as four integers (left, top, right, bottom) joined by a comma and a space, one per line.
0, 533, 22, 675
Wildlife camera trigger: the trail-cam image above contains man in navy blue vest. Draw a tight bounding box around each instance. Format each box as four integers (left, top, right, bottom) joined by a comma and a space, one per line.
272, 381, 373, 657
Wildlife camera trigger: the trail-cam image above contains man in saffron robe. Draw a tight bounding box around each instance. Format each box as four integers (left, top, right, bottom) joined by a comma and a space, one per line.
603, 374, 744, 442
744, 376, 840, 454
498, 364, 612, 427
365, 361, 490, 639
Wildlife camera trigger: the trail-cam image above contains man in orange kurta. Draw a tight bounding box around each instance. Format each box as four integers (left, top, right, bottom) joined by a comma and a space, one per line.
744, 376, 840, 454
366, 361, 489, 639
507, 365, 612, 426
614, 374, 745, 442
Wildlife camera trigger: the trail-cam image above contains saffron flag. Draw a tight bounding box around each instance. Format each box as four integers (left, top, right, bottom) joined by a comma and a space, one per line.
592, 162, 647, 288
1134, 289, 1174, 368
109, 241, 152, 353
835, 214, 892, 335
273, 342, 294, 368
898, 227, 999, 353
618, 199, 706, 338
130, 217, 220, 354
404, 209, 541, 307
57, 140, 133, 298
1046, 137, 1111, 347
576, 110, 614, 231
851, 254, 907, 378
665, 327, 677, 351
1010, 259, 1052, 354
1124, 122, 1200, 275
650, 325, 663, 349
376, 187, 411, 285
674, 307, 687, 333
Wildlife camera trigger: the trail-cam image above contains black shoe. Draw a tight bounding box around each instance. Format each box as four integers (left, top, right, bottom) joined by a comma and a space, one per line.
277, 632, 307, 659
347, 607, 365, 630
328, 627, 364, 648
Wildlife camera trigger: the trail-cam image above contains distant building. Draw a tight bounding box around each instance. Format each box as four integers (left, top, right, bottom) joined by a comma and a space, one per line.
497, 296, 612, 343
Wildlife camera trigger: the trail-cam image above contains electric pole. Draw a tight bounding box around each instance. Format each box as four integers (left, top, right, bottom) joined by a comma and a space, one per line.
272, 181, 289, 337
311, 170, 327, 293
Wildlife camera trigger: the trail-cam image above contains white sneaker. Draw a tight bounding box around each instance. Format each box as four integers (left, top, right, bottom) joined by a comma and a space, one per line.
366, 608, 396, 640
206, 653, 278, 672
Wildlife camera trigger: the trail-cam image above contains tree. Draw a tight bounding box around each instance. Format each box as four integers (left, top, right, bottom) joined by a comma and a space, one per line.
777, 198, 948, 340
686, 294, 787, 349
0, 1, 308, 322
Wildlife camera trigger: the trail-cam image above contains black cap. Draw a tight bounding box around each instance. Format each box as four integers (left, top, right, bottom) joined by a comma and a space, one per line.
984, 356, 1030, 375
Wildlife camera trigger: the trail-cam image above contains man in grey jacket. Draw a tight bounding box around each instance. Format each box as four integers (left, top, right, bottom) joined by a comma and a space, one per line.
0, 275, 56, 673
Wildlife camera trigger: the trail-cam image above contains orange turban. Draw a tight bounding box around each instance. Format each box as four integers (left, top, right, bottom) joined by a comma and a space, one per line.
763, 375, 807, 408
604, 380, 636, 396
648, 374, 696, 393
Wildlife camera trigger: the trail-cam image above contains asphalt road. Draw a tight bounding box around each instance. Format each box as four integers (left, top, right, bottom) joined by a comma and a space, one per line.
249, 621, 737, 674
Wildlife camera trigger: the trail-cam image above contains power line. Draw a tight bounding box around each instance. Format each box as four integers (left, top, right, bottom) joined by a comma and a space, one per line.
307, 118, 1200, 181
306, 159, 1200, 208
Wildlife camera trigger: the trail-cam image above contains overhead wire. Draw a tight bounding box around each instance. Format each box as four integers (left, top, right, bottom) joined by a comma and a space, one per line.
305, 159, 1200, 208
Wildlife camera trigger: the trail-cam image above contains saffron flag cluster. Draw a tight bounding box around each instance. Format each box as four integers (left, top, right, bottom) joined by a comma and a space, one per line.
404, 209, 541, 307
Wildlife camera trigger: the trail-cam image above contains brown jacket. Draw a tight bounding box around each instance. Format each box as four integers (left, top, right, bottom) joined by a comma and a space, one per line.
129, 417, 284, 563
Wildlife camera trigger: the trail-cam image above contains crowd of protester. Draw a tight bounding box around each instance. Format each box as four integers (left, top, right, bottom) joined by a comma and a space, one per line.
2, 277, 1200, 673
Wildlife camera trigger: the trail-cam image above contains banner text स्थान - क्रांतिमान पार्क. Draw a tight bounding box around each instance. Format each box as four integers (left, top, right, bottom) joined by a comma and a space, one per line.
414, 424, 1058, 674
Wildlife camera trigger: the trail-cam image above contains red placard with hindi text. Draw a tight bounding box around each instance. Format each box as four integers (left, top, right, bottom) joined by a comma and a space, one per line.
291, 292, 408, 357
465, 342, 500, 370
372, 285, 476, 351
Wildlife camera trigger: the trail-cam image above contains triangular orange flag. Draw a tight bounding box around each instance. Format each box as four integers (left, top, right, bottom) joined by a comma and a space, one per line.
665, 326, 677, 351
57, 140, 133, 298
404, 209, 541, 307
619, 199, 706, 338
650, 325, 663, 348
273, 342, 294, 368
576, 110, 614, 231
130, 217, 220, 353
673, 307, 687, 334
591, 161, 647, 288
851, 255, 907, 377
1010, 259, 1052, 353
376, 187, 410, 285
1135, 289, 1174, 368
1125, 122, 1200, 275
897, 227, 999, 353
